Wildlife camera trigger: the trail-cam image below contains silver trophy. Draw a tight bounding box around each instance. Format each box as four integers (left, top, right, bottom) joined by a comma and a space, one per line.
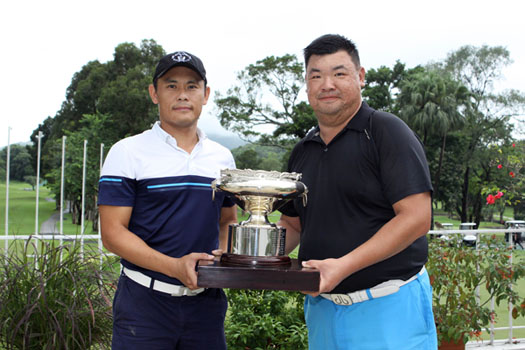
212, 169, 307, 266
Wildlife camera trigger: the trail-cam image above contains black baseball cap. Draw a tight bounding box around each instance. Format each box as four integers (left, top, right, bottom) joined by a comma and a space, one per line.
153, 51, 207, 85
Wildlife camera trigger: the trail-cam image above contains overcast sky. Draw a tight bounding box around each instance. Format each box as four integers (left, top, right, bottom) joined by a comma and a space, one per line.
1, 0, 524, 147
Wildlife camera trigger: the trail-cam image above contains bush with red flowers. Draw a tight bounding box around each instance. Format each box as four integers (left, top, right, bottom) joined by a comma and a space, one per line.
428, 234, 525, 347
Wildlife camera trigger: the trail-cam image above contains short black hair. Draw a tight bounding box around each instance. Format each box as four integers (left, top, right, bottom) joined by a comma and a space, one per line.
303, 34, 360, 69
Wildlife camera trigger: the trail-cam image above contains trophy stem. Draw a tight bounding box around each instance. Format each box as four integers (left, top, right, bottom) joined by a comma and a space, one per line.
242, 212, 271, 226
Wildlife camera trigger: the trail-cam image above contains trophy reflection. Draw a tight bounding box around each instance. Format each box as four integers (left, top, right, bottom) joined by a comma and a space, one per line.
212, 169, 307, 267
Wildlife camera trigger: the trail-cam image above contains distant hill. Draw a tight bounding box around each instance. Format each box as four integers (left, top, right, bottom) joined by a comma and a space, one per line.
0, 141, 31, 150
207, 133, 247, 150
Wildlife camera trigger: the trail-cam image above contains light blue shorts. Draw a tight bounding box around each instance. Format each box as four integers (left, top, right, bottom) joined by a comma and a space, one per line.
304, 269, 437, 350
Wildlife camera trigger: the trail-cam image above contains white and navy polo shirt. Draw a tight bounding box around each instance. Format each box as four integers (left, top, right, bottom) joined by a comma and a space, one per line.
98, 122, 235, 285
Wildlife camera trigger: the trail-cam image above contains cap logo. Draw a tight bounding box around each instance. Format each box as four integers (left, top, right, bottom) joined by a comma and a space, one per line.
171, 52, 191, 63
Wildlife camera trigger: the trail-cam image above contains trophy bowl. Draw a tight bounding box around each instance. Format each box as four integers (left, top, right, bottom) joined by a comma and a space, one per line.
212, 169, 307, 267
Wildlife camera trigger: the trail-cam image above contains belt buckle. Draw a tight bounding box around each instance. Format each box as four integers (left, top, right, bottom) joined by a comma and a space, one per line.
170, 286, 205, 297
331, 294, 353, 305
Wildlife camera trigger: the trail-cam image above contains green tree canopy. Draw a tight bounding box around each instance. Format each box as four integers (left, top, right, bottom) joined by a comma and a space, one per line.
215, 54, 317, 146
362, 61, 421, 113
28, 39, 166, 229
231, 144, 287, 171
397, 70, 469, 144
435, 45, 525, 223
0, 144, 34, 182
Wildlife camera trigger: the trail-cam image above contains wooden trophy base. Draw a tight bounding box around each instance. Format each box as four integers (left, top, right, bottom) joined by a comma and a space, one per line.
197, 255, 319, 292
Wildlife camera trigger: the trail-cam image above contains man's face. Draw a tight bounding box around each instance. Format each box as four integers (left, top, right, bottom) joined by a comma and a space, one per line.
148, 66, 210, 132
305, 50, 365, 127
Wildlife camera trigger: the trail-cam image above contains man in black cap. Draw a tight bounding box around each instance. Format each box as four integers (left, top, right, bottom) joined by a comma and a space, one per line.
98, 51, 237, 349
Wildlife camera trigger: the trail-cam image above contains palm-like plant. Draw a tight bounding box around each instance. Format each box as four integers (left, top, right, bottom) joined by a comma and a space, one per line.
398, 70, 469, 202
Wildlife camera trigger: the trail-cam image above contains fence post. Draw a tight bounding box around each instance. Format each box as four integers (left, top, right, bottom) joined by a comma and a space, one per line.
4, 127, 11, 260
59, 136, 66, 261
490, 297, 495, 345
34, 131, 42, 235
507, 231, 514, 343
81, 139, 87, 255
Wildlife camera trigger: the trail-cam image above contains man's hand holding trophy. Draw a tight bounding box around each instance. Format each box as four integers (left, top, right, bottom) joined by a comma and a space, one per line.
197, 169, 319, 291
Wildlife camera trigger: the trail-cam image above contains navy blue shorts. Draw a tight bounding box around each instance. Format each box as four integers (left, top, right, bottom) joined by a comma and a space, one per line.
112, 274, 228, 350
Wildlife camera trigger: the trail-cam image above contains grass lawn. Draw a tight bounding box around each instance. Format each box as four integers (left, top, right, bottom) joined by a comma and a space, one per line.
0, 181, 55, 235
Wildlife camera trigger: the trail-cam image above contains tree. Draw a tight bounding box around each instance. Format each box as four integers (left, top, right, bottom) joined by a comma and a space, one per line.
45, 113, 115, 230
233, 148, 260, 170
0, 144, 34, 182
362, 61, 421, 113
30, 39, 164, 182
231, 144, 288, 171
437, 45, 525, 223
485, 141, 525, 221
28, 40, 165, 230
397, 69, 469, 206
215, 54, 317, 146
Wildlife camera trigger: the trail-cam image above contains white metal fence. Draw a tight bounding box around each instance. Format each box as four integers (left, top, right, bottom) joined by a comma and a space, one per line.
3, 128, 105, 254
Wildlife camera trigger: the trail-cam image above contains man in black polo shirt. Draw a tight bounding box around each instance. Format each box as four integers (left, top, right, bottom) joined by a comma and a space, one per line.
279, 34, 437, 349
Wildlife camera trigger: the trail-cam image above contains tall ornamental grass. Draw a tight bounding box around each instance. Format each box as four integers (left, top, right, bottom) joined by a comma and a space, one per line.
0, 239, 118, 349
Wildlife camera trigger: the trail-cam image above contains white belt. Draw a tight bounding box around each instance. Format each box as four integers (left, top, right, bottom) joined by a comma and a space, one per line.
321, 266, 426, 306
122, 267, 205, 297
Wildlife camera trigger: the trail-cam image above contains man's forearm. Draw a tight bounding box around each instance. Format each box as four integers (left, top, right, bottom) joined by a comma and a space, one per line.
334, 192, 431, 279
102, 224, 177, 276
278, 215, 302, 255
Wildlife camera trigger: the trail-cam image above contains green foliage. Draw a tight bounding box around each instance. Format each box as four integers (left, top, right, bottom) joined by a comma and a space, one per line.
397, 69, 469, 144
437, 45, 525, 223
362, 60, 420, 113
514, 200, 525, 220
427, 235, 525, 346
234, 148, 260, 170
27, 39, 165, 231
215, 54, 316, 146
0, 145, 34, 182
232, 144, 288, 171
44, 113, 115, 228
225, 289, 307, 349
22, 176, 37, 191
491, 141, 525, 205
396, 68, 470, 212
0, 239, 118, 349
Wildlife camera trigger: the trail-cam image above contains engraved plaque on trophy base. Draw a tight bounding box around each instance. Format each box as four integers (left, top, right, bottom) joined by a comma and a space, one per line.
197, 259, 319, 292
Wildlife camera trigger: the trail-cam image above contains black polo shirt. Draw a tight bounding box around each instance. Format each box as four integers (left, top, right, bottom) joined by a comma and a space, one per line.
280, 102, 432, 294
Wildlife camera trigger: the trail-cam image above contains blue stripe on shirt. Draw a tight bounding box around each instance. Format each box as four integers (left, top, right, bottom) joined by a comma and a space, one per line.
99, 178, 123, 183
147, 182, 211, 189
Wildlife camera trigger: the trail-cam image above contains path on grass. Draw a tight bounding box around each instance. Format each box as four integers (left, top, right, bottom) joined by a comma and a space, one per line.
39, 198, 69, 234
40, 212, 61, 234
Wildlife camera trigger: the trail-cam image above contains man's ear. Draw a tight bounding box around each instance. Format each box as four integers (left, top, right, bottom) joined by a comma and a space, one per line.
203, 85, 211, 105
359, 67, 366, 88
148, 84, 159, 104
